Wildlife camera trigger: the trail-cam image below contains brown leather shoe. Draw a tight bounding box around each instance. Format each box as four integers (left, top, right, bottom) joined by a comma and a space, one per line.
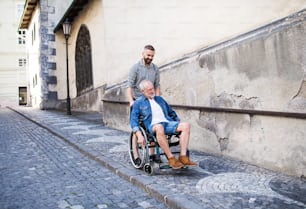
168, 156, 184, 169
179, 156, 197, 167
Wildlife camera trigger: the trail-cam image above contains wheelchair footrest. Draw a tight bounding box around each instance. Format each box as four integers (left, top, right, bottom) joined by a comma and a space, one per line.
160, 164, 171, 169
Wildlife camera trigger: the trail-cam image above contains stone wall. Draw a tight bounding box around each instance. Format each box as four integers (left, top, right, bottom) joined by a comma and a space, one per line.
102, 9, 306, 177
71, 85, 105, 112
39, 0, 58, 109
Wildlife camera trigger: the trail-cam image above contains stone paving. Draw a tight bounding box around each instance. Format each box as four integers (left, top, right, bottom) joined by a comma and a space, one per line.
3, 106, 306, 209
0, 107, 167, 209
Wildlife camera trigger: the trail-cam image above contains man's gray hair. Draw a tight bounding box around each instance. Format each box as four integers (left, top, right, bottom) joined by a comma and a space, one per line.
139, 79, 152, 91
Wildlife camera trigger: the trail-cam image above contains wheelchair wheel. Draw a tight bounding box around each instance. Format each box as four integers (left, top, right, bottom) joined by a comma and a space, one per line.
128, 126, 149, 169
143, 163, 154, 175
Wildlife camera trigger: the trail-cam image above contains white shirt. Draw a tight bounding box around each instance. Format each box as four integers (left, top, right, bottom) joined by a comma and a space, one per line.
149, 98, 168, 125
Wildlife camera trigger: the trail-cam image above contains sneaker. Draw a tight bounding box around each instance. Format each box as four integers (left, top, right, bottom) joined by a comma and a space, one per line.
179, 156, 197, 167
168, 156, 184, 169
134, 158, 141, 166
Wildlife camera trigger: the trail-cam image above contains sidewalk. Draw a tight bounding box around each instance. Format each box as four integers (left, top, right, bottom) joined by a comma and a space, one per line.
11, 106, 306, 209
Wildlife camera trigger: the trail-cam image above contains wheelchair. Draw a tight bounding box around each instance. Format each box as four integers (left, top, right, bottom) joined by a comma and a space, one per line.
128, 123, 188, 175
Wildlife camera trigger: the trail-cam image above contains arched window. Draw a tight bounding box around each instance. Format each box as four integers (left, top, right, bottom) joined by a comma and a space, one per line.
75, 25, 93, 96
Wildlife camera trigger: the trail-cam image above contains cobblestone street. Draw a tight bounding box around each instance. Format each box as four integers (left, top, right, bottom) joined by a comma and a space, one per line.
1, 106, 306, 209
0, 108, 167, 209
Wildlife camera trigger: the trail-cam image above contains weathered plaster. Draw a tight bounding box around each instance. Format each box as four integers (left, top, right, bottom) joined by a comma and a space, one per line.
101, 9, 306, 177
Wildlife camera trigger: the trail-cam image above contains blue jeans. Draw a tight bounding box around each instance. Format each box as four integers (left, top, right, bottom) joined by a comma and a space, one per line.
149, 121, 179, 135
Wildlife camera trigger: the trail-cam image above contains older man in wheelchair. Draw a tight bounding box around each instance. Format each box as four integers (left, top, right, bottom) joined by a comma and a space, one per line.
129, 79, 197, 171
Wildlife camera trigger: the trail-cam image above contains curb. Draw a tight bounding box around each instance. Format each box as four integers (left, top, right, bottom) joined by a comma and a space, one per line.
9, 107, 204, 209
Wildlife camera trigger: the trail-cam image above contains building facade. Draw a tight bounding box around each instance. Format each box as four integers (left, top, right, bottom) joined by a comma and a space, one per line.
0, 0, 27, 107
19, 0, 306, 111
19, 0, 306, 177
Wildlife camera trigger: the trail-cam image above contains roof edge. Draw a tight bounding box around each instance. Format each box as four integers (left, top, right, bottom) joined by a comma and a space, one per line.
53, 0, 78, 33
18, 0, 38, 30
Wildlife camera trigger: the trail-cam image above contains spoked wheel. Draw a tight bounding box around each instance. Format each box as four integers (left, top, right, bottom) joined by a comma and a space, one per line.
128, 127, 149, 169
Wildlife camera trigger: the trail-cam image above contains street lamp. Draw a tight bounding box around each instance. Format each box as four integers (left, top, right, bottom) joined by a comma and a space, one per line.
62, 19, 72, 115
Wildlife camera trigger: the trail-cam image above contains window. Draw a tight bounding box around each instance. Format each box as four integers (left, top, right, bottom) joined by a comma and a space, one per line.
32, 30, 34, 45
31, 23, 36, 45
33, 74, 37, 87
75, 25, 93, 96
18, 30, 26, 45
33, 24, 36, 41
18, 58, 27, 67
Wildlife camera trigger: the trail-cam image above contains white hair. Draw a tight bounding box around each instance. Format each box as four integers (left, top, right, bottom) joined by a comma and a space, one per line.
139, 79, 152, 91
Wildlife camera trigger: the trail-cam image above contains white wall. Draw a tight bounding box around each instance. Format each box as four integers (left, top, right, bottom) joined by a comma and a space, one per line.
26, 7, 43, 108
98, 0, 306, 86
0, 0, 27, 107
55, 0, 306, 101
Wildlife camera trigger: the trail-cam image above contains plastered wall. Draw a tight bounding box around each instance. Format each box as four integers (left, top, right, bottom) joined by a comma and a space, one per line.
54, 0, 306, 101
31, 0, 306, 176
102, 10, 306, 177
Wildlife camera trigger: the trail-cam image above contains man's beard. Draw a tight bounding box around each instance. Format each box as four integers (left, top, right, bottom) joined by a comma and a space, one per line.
144, 58, 152, 65
148, 93, 155, 99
